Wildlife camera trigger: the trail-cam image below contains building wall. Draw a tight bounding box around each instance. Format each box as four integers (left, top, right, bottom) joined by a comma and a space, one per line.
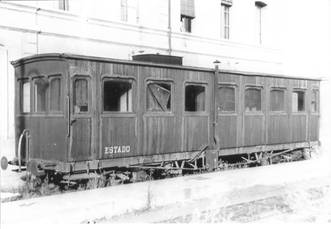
0, 0, 330, 159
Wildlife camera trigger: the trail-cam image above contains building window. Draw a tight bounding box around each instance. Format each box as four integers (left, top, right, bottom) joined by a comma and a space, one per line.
222, 4, 230, 39
255, 1, 267, 44
121, 0, 128, 22
34, 78, 48, 112
292, 91, 305, 112
270, 89, 285, 112
245, 87, 262, 112
181, 15, 193, 33
49, 77, 62, 112
185, 84, 206, 112
147, 82, 171, 112
311, 89, 319, 113
74, 78, 88, 113
181, 0, 195, 33
59, 0, 69, 11
22, 81, 30, 113
104, 80, 132, 112
218, 86, 235, 112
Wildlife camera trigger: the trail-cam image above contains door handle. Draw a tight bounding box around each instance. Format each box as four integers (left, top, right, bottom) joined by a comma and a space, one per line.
70, 119, 77, 125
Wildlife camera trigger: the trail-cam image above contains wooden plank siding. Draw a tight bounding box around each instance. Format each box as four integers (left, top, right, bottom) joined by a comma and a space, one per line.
14, 60, 69, 162
13, 54, 321, 166
242, 76, 266, 146
216, 73, 241, 149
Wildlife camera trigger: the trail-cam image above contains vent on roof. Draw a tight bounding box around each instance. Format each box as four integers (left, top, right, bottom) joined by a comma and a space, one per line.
132, 54, 183, 66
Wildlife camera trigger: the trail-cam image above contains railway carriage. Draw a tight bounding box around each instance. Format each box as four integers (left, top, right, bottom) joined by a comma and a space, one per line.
7, 53, 320, 182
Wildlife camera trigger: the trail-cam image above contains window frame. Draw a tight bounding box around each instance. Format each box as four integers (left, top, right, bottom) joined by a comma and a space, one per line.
184, 82, 207, 113
269, 87, 286, 113
145, 80, 173, 114
72, 76, 91, 115
244, 86, 263, 113
32, 76, 48, 114
48, 75, 63, 114
218, 84, 237, 114
311, 88, 319, 113
221, 4, 230, 39
292, 89, 306, 113
102, 77, 135, 114
19, 79, 31, 114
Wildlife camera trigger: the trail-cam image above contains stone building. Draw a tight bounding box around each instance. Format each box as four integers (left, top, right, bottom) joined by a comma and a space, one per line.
0, 0, 330, 159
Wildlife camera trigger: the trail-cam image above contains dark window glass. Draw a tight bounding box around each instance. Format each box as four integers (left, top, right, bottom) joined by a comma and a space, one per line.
245, 88, 261, 112
34, 78, 48, 112
218, 86, 235, 112
104, 80, 132, 112
185, 85, 205, 112
181, 15, 192, 32
270, 89, 285, 111
311, 90, 319, 113
147, 82, 171, 112
50, 78, 62, 112
292, 91, 305, 112
74, 79, 88, 113
22, 81, 30, 113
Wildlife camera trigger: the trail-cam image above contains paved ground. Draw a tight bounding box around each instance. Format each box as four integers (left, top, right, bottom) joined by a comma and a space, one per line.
1, 155, 330, 224
0, 164, 26, 202
101, 177, 331, 223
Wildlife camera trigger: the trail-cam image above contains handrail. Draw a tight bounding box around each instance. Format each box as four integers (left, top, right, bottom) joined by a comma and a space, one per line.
17, 129, 30, 172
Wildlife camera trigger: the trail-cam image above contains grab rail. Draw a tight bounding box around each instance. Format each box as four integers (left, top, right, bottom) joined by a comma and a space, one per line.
17, 129, 30, 172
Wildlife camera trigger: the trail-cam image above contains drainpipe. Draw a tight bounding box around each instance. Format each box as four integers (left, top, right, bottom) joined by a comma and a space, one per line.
168, 0, 172, 55
35, 8, 41, 54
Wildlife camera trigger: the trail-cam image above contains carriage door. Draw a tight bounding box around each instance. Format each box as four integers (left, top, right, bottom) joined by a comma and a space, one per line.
69, 75, 95, 161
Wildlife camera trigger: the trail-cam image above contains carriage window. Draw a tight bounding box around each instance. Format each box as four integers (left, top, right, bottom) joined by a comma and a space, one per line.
218, 86, 235, 112
292, 91, 305, 112
147, 82, 171, 112
270, 89, 285, 111
34, 78, 48, 112
245, 88, 261, 112
50, 78, 62, 112
74, 79, 89, 113
311, 90, 319, 113
185, 84, 206, 112
104, 80, 132, 112
22, 81, 30, 113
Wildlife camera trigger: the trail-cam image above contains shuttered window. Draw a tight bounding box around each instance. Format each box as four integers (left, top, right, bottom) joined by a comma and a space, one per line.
74, 78, 89, 113
311, 89, 319, 113
104, 80, 132, 112
121, 0, 128, 22
218, 86, 235, 112
185, 84, 205, 112
292, 91, 305, 112
22, 81, 30, 113
50, 77, 62, 112
245, 88, 261, 112
34, 78, 48, 112
58, 0, 69, 11
181, 0, 195, 18
270, 89, 285, 111
147, 82, 171, 112
222, 4, 230, 39
181, 0, 195, 33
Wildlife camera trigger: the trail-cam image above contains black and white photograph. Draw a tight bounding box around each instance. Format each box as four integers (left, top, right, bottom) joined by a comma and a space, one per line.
0, 0, 331, 225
